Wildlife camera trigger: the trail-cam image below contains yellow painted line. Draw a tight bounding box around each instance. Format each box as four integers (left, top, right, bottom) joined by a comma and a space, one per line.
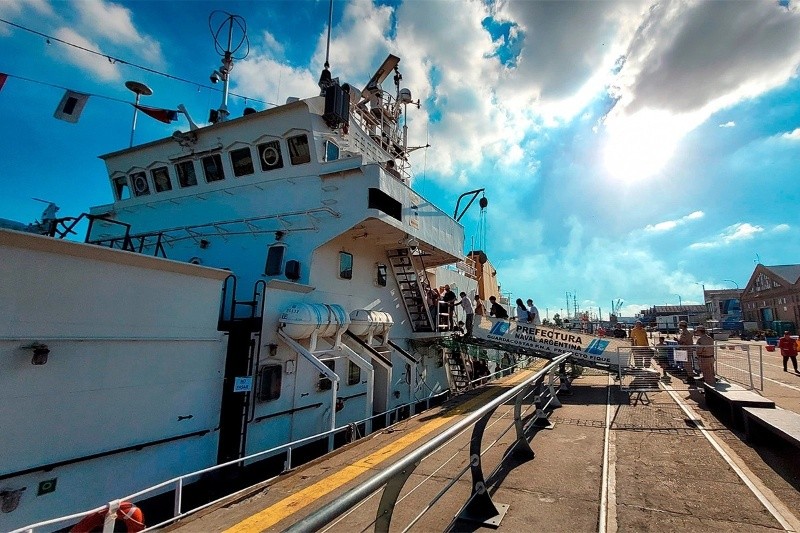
226, 369, 535, 532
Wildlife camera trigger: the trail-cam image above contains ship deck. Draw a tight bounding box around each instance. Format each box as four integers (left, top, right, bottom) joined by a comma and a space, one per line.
167, 351, 800, 533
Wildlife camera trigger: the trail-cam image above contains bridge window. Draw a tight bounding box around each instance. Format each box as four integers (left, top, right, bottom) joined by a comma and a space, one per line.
257, 365, 282, 401
287, 134, 311, 165
151, 166, 172, 192
325, 140, 340, 162
113, 176, 130, 200
258, 140, 284, 171
202, 154, 225, 182
347, 360, 361, 386
130, 171, 150, 197
368, 188, 402, 221
230, 147, 254, 177
265, 243, 286, 276
176, 160, 198, 188
318, 360, 336, 391
339, 252, 353, 280
376, 263, 387, 286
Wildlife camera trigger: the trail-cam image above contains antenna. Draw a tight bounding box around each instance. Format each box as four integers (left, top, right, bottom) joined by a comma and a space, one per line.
318, 0, 335, 94
125, 80, 153, 148
208, 11, 250, 123
360, 54, 400, 101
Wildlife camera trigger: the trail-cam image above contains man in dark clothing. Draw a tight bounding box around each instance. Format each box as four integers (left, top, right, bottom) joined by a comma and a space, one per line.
613, 324, 626, 338
488, 296, 508, 319
777, 331, 799, 373
442, 285, 457, 329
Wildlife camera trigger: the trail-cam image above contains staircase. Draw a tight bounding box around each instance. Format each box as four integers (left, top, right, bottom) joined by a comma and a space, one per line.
387, 249, 435, 332
446, 353, 471, 390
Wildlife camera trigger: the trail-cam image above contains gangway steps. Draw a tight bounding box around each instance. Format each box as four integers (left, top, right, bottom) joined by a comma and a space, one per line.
387, 248, 434, 332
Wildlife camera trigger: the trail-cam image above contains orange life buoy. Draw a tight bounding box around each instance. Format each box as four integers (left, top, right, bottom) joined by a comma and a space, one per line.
70, 501, 145, 533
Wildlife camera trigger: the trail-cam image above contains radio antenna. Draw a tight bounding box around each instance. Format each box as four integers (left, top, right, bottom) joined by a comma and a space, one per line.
318, 0, 335, 93
208, 11, 249, 123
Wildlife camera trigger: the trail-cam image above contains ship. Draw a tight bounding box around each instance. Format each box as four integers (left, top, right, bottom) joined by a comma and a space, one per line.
0, 13, 633, 532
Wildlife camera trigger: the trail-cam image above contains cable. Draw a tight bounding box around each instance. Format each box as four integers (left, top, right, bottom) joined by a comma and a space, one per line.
0, 17, 276, 107
1, 72, 131, 104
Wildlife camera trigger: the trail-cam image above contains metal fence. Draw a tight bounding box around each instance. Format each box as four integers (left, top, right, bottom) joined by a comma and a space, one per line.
616, 341, 763, 393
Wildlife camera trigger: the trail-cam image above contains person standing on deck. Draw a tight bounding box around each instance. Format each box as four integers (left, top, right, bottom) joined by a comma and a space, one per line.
515, 299, 530, 322
458, 292, 474, 336
526, 299, 541, 326
777, 331, 799, 373
474, 295, 485, 316
442, 285, 457, 330
677, 321, 695, 380
489, 296, 509, 319
694, 325, 715, 385
630, 320, 649, 367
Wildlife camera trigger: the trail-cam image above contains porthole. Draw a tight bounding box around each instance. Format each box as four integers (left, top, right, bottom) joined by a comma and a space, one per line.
262, 146, 279, 166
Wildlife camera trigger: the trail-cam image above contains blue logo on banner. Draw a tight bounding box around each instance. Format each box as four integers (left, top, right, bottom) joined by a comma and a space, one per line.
489, 321, 510, 336
586, 339, 610, 355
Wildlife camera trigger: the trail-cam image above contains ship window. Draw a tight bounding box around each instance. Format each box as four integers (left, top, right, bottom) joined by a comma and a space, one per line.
376, 263, 387, 286
113, 176, 130, 200
151, 166, 172, 192
265, 244, 286, 276
258, 140, 284, 171
325, 140, 340, 162
257, 365, 282, 402
176, 160, 198, 188
230, 147, 254, 177
318, 360, 336, 391
287, 134, 311, 165
368, 188, 402, 221
130, 171, 150, 197
339, 252, 353, 280
202, 154, 225, 182
347, 360, 361, 386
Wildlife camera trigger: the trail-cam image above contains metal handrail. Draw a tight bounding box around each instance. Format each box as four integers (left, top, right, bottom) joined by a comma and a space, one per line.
11, 388, 455, 533
285, 352, 571, 532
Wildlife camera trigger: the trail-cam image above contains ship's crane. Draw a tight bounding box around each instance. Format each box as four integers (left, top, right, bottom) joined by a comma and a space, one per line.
610, 299, 623, 321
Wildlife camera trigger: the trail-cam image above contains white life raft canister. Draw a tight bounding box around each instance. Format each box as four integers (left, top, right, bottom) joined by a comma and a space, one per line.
349, 309, 394, 337
280, 303, 350, 339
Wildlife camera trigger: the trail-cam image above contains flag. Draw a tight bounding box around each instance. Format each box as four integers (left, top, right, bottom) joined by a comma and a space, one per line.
54, 90, 90, 123
0, 73, 7, 92
134, 104, 178, 124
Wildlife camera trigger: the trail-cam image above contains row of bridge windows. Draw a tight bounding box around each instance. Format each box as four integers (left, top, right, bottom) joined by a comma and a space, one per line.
112, 134, 338, 201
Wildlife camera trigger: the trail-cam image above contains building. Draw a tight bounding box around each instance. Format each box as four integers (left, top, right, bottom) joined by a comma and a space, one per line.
703, 288, 742, 330
740, 264, 800, 334
640, 305, 708, 332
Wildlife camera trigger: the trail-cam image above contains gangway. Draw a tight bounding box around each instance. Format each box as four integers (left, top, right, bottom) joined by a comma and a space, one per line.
451, 316, 632, 374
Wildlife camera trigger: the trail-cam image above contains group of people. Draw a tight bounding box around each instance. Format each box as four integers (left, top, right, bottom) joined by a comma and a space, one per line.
514, 298, 542, 325
424, 285, 527, 337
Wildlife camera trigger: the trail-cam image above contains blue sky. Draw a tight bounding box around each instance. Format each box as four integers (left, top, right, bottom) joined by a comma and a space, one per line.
1, 0, 798, 319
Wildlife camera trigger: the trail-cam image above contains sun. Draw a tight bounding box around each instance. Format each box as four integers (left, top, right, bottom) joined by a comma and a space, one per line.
603, 110, 684, 183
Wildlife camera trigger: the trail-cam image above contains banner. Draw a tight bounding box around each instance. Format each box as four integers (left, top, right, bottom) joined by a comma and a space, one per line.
134, 104, 178, 124
471, 316, 630, 368
673, 349, 688, 362
54, 90, 90, 123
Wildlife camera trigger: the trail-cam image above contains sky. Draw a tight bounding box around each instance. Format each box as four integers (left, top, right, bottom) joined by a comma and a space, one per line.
1, 0, 799, 320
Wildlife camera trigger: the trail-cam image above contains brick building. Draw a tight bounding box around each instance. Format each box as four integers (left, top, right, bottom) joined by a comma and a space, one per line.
740, 264, 800, 333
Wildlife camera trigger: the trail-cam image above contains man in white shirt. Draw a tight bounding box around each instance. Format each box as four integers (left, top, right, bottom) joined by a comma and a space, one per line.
459, 292, 475, 336
526, 299, 542, 326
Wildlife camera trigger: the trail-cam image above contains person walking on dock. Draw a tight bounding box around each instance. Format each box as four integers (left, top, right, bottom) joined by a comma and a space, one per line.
515, 298, 530, 322
777, 331, 799, 373
694, 325, 716, 385
677, 321, 695, 380
631, 320, 649, 367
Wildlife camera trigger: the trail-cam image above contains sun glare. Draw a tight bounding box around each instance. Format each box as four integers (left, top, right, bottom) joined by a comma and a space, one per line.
604, 110, 684, 183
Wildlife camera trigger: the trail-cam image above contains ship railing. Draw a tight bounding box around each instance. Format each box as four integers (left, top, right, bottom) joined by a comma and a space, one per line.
351, 94, 404, 157
14, 383, 489, 533
285, 352, 570, 532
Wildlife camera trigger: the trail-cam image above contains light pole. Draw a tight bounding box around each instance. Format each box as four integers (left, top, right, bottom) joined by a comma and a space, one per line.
723, 279, 739, 290
675, 294, 682, 306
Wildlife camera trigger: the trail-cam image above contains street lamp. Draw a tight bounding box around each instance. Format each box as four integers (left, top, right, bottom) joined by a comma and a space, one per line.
675, 294, 682, 306
723, 279, 739, 290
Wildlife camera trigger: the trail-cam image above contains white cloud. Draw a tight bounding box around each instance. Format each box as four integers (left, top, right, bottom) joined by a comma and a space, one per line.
782, 128, 800, 140
644, 210, 704, 233
0, 0, 55, 35
719, 121, 736, 128
689, 222, 764, 249
774, 224, 791, 232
